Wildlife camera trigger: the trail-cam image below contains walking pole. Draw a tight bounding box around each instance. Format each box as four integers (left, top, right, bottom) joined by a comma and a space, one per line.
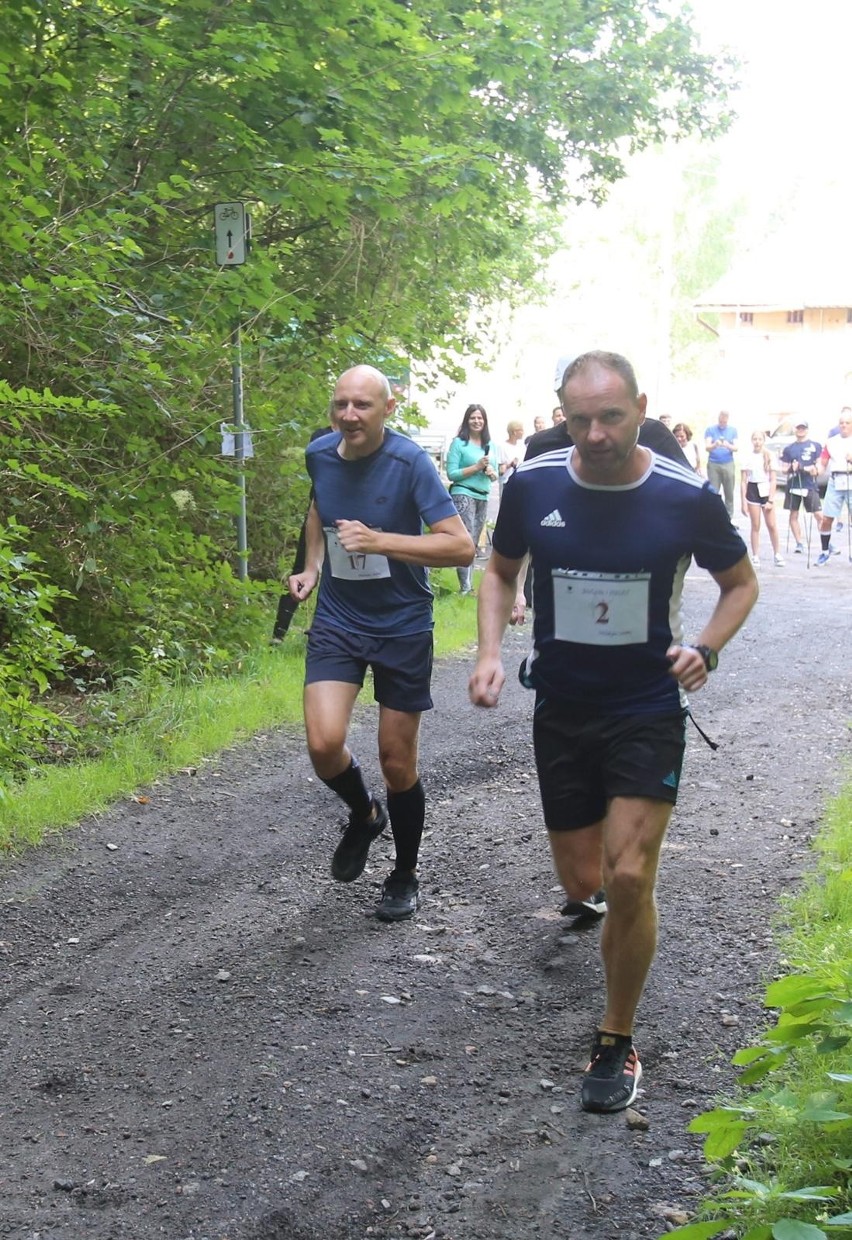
847, 468, 851, 562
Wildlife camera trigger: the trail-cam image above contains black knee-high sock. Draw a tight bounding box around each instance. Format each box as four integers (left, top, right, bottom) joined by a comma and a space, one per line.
821, 530, 831, 551
321, 758, 372, 819
387, 779, 425, 873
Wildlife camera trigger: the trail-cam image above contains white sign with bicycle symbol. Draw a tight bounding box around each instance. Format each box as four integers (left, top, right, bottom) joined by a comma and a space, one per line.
215, 203, 247, 265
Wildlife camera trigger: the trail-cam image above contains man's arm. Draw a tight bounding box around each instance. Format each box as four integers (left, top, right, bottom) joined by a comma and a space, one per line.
468, 550, 526, 707
667, 554, 758, 693
288, 502, 325, 601
334, 514, 475, 568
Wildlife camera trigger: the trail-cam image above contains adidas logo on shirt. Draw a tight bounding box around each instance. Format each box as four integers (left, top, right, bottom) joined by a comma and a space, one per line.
540, 509, 566, 528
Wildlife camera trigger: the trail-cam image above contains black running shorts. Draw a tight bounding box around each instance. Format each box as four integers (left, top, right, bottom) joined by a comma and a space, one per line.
305, 622, 434, 712
533, 698, 687, 832
783, 488, 820, 514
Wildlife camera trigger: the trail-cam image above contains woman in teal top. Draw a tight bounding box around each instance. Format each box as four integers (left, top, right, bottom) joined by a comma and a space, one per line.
446, 403, 499, 594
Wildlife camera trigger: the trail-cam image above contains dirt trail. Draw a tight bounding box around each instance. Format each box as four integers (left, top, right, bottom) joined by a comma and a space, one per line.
1, 553, 850, 1240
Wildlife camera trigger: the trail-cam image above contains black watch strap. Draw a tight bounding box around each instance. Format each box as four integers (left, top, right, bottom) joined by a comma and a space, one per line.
693, 644, 718, 672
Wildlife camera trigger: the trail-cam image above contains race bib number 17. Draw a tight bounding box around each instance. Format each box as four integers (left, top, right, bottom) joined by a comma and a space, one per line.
324, 528, 391, 580
552, 569, 650, 645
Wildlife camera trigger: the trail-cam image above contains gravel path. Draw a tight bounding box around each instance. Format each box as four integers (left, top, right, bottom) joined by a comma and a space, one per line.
1, 546, 850, 1240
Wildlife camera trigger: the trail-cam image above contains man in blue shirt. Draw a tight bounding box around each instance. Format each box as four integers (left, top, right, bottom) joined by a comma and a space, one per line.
703, 410, 738, 516
470, 351, 758, 1114
780, 421, 822, 554
289, 366, 474, 921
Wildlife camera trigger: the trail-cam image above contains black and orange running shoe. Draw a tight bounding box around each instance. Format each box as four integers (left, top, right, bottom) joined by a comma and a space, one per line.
581, 1032, 642, 1113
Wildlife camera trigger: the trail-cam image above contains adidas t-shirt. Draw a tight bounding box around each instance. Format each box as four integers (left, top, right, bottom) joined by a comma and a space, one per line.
494, 447, 747, 714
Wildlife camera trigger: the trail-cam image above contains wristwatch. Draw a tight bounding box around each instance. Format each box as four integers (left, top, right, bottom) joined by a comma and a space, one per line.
693, 644, 718, 672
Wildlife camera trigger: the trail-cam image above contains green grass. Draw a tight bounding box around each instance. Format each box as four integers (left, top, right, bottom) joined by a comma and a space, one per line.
0, 579, 484, 852
666, 776, 852, 1240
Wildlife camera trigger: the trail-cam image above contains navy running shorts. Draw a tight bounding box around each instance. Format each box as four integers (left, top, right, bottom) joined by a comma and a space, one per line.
533, 698, 687, 831
305, 622, 434, 712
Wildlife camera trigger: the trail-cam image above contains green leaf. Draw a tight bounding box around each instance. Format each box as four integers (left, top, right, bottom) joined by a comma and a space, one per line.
799, 1107, 851, 1123
771, 1221, 828, 1240
825, 1212, 852, 1226
689, 1107, 750, 1132
703, 1123, 749, 1160
777, 1188, 839, 1201
660, 1223, 734, 1239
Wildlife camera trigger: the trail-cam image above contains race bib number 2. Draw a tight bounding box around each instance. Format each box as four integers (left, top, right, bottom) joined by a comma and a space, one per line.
324, 527, 391, 580
552, 569, 650, 645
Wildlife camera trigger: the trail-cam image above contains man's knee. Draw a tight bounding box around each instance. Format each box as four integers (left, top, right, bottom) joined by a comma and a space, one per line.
378, 743, 417, 791
306, 721, 349, 773
603, 851, 659, 907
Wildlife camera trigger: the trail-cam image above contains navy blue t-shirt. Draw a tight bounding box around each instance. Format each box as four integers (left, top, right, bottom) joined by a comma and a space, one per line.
780, 439, 822, 491
495, 447, 747, 714
307, 429, 457, 637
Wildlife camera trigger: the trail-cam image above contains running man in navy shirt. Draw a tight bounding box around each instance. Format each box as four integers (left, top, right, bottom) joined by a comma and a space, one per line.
289, 366, 474, 921
469, 351, 758, 1113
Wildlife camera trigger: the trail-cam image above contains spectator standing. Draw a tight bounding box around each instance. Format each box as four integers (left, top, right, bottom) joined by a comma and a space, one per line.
816, 410, 852, 565
446, 404, 499, 594
499, 420, 525, 496
288, 365, 474, 920
672, 423, 702, 474
525, 414, 546, 444
470, 350, 757, 1113
780, 421, 822, 554
704, 411, 738, 516
741, 430, 783, 567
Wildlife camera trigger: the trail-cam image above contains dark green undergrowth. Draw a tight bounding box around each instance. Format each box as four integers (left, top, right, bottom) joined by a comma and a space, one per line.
0, 568, 481, 851
664, 781, 852, 1240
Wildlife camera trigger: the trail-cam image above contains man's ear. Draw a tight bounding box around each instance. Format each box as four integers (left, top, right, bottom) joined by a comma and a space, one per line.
637, 393, 648, 422
385, 397, 396, 419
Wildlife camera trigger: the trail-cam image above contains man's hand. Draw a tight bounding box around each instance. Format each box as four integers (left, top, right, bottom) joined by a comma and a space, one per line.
469, 656, 506, 707
509, 591, 527, 626
335, 519, 379, 553
666, 644, 709, 693
289, 566, 319, 601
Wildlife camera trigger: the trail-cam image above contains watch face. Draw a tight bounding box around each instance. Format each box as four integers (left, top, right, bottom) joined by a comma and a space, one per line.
699, 646, 718, 671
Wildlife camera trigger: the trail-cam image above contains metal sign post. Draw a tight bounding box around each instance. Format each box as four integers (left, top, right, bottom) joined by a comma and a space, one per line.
215, 203, 250, 579
230, 321, 248, 580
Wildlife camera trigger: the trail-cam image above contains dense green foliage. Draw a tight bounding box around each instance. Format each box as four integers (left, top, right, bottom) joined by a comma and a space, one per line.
665, 788, 852, 1240
0, 0, 733, 777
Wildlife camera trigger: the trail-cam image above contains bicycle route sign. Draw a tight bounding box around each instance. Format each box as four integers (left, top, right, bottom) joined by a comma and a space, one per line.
214, 202, 247, 266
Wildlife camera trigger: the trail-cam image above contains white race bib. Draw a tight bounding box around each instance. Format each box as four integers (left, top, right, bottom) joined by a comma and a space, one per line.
832, 472, 851, 492
552, 569, 650, 646
324, 528, 391, 580
756, 480, 769, 498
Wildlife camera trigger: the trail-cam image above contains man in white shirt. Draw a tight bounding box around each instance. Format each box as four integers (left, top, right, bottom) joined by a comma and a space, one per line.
816, 410, 852, 565
499, 420, 524, 495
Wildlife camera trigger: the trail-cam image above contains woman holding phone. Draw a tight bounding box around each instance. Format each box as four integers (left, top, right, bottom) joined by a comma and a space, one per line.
446, 403, 499, 594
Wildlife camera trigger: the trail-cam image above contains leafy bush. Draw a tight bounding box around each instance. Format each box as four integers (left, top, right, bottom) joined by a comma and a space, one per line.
665, 799, 852, 1240
0, 520, 89, 788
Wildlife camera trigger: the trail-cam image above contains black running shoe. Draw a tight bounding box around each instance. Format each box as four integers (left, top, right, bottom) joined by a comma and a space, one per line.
375, 870, 419, 922
581, 1032, 642, 1114
331, 801, 388, 883
561, 888, 607, 918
